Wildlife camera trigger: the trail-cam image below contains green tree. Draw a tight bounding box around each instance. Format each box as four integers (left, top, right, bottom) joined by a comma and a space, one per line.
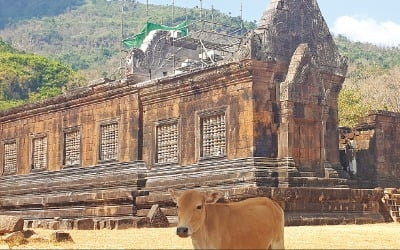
338, 88, 372, 128
0, 40, 85, 110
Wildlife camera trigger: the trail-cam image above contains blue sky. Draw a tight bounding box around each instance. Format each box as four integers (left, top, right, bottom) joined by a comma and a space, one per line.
137, 0, 400, 46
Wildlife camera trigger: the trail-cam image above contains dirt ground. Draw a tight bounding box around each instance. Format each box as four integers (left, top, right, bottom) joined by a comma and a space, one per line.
1, 223, 399, 249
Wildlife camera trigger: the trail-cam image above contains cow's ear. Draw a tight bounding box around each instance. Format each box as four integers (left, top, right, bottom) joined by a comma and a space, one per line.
168, 188, 179, 203
206, 191, 222, 204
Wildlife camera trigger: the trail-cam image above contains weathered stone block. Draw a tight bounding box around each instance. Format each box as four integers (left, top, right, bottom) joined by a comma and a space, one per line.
50, 231, 73, 242
147, 204, 169, 228
59, 219, 74, 230
23, 220, 33, 229
93, 220, 101, 230
134, 217, 150, 228
105, 220, 116, 230
48, 221, 60, 230
31, 220, 44, 229
74, 218, 95, 230
97, 220, 106, 230
136, 209, 150, 217
114, 218, 134, 230
21, 229, 35, 239
0, 216, 24, 235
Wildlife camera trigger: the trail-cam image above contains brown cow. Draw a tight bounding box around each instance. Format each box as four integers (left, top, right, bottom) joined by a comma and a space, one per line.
169, 189, 284, 249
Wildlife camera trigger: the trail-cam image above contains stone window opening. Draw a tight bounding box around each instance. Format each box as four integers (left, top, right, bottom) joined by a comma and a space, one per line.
32, 135, 48, 170
63, 128, 81, 167
99, 122, 119, 162
198, 108, 227, 159
156, 119, 179, 164
2, 140, 17, 175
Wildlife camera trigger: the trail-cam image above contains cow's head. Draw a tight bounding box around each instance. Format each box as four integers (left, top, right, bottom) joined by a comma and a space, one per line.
169, 189, 222, 238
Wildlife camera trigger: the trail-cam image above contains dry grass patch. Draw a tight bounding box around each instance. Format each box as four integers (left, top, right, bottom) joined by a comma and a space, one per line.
6, 223, 400, 249
284, 223, 400, 249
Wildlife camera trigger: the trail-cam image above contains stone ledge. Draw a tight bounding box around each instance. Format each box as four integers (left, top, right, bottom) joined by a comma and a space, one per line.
0, 161, 147, 197
0, 79, 138, 122
136, 186, 385, 227
2, 204, 135, 219
24, 216, 151, 230
1, 188, 135, 207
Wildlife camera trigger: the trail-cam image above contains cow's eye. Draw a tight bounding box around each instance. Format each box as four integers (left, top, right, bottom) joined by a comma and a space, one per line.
196, 205, 202, 210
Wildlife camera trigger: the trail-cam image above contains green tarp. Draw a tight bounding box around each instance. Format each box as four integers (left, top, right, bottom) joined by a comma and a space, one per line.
123, 21, 188, 49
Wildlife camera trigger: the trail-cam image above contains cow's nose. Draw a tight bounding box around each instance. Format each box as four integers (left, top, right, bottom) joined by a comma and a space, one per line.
176, 227, 189, 237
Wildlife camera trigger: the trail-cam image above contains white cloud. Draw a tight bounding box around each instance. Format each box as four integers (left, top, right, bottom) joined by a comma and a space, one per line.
332, 16, 400, 47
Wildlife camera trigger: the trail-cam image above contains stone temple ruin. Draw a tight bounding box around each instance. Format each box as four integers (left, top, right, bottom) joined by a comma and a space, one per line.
0, 0, 399, 229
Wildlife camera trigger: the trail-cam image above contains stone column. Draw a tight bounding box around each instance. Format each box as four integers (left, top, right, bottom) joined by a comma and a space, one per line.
277, 101, 295, 187
279, 101, 295, 158
321, 104, 332, 177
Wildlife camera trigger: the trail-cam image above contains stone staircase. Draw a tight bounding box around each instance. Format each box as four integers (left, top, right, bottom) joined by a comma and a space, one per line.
299, 172, 318, 177
144, 157, 352, 192
291, 169, 352, 188
0, 161, 147, 221
0, 157, 360, 229
382, 188, 400, 223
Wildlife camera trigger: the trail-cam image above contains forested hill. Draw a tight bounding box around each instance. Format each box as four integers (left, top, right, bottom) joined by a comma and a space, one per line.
336, 35, 400, 127
0, 41, 85, 110
0, 0, 85, 29
0, 0, 256, 80
0, 0, 399, 127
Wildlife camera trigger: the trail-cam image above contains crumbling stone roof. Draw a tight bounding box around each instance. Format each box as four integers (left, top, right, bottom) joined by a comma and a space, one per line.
241, 0, 347, 76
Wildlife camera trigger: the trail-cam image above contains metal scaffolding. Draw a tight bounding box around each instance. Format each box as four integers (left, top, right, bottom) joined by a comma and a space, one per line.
124, 0, 247, 79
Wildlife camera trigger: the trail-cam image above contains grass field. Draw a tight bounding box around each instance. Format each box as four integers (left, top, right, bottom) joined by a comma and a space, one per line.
1, 223, 399, 249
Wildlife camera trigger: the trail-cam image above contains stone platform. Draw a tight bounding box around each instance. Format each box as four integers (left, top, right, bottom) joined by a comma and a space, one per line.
0, 162, 147, 220
0, 158, 387, 228
145, 157, 353, 191
135, 186, 386, 226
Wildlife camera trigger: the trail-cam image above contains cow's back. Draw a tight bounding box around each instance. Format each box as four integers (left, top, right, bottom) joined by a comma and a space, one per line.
196, 197, 284, 249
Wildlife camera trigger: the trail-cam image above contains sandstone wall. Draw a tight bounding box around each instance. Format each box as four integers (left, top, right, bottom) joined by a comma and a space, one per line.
340, 111, 400, 188
0, 58, 347, 184
135, 186, 386, 226
0, 80, 140, 175
278, 44, 345, 175
0, 161, 146, 220
139, 60, 280, 168
0, 1, 348, 180
356, 111, 400, 187
251, 61, 285, 158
